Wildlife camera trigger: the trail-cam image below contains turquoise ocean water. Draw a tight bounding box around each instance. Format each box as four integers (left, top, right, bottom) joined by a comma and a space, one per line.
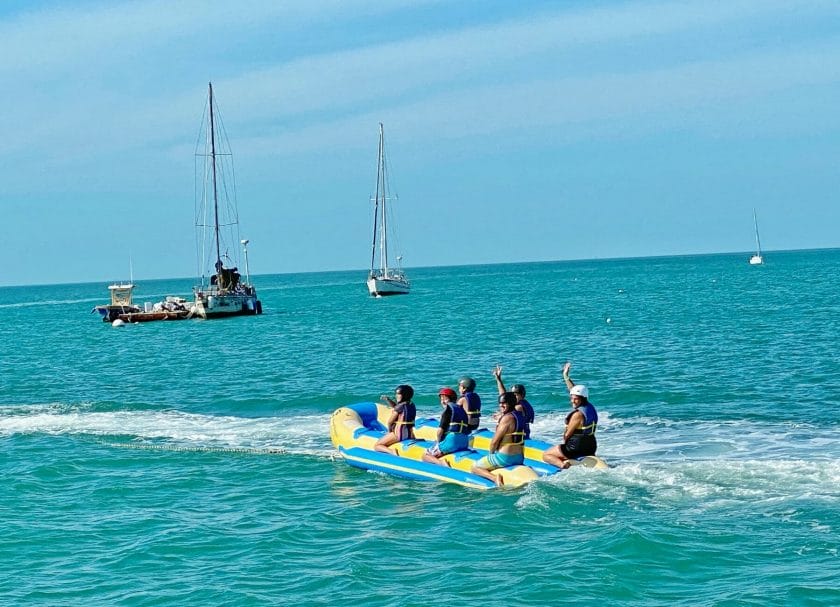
1, 250, 838, 605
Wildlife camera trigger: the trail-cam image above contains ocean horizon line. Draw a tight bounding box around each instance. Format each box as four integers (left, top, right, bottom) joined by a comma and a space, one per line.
2, 246, 837, 289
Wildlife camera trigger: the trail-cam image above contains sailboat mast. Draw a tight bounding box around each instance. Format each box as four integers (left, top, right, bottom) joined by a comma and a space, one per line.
208, 82, 222, 273
379, 123, 389, 275
753, 209, 762, 256
370, 125, 382, 274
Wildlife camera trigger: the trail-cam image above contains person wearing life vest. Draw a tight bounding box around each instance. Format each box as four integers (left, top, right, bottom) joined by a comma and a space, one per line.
492, 365, 536, 439
471, 392, 525, 487
422, 387, 472, 466
375, 384, 417, 454
543, 362, 598, 469
458, 376, 482, 432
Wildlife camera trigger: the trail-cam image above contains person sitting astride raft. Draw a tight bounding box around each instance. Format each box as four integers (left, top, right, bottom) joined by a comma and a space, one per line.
375, 384, 417, 455
457, 376, 482, 433
471, 392, 525, 487
422, 387, 472, 466
542, 362, 599, 469
492, 365, 535, 439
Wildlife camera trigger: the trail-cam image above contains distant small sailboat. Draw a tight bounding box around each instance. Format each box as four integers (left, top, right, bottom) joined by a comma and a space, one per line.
366, 123, 409, 297
191, 82, 263, 318
749, 209, 764, 265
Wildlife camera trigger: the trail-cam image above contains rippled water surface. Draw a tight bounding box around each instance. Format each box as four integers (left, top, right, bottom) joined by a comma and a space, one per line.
1, 250, 838, 605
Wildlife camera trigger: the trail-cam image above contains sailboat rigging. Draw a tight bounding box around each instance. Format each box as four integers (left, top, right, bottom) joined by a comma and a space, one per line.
749, 209, 764, 265
366, 123, 409, 297
192, 82, 262, 318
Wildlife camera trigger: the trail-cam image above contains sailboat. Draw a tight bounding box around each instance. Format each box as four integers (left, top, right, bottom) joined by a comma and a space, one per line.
366, 123, 409, 297
749, 209, 764, 265
191, 82, 263, 318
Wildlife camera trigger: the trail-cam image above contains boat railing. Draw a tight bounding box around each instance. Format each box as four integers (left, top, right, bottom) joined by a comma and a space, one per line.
194, 284, 256, 298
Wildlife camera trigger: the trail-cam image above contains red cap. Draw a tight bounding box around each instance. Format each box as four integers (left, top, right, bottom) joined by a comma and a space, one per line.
438, 387, 457, 399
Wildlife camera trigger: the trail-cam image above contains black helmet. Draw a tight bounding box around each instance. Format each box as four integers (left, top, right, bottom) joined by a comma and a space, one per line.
498, 392, 517, 409
511, 383, 526, 396
395, 384, 414, 400
458, 376, 476, 391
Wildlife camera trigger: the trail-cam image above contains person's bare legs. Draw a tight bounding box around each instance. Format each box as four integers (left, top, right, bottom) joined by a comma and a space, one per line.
471, 464, 503, 486
543, 445, 571, 469
422, 452, 445, 465
375, 432, 398, 454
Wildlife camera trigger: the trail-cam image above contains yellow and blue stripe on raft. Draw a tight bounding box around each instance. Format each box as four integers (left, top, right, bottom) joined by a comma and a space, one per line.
338, 446, 496, 489
330, 402, 607, 489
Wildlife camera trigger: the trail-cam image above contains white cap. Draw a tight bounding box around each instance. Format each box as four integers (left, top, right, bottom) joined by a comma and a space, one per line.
570, 384, 589, 398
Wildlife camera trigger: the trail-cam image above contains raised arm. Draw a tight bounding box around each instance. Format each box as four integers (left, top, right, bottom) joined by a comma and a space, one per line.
492, 365, 506, 395
562, 362, 575, 391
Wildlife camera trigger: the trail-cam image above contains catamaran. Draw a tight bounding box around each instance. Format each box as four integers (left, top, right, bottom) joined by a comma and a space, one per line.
192, 82, 262, 318
749, 209, 764, 265
366, 123, 409, 297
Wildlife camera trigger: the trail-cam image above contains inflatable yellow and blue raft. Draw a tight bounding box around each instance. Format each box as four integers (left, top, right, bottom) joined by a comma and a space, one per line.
330, 402, 607, 490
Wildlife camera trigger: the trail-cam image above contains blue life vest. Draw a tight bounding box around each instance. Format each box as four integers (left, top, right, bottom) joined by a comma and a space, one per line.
501, 410, 526, 445
391, 402, 417, 431
445, 403, 471, 436
566, 402, 597, 436
519, 398, 535, 439
463, 391, 482, 428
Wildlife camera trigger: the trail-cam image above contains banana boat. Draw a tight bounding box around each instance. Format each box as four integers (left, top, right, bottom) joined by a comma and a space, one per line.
330, 402, 607, 490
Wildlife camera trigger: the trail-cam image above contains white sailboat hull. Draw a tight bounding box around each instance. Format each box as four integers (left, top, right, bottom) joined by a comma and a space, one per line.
749, 255, 764, 265
192, 290, 261, 318
367, 275, 410, 297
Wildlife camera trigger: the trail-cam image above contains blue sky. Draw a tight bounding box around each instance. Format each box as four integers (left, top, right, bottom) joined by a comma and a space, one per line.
2, 0, 839, 286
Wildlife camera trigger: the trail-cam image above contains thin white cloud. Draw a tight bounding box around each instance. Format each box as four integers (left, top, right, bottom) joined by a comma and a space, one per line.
180, 0, 840, 126
0, 0, 440, 75
219, 39, 840, 163
3, 0, 840, 184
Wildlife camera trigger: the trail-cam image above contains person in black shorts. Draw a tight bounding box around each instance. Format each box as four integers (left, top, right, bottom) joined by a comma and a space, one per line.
543, 362, 598, 468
